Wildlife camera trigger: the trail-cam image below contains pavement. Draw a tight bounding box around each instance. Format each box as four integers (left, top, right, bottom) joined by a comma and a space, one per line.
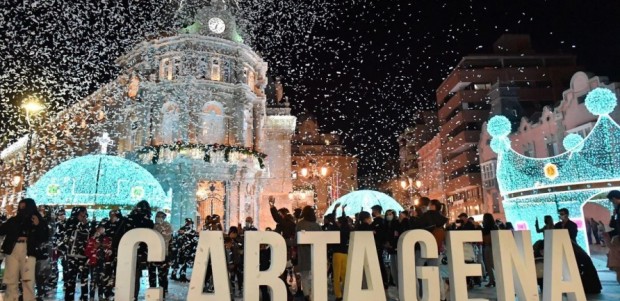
1, 244, 618, 300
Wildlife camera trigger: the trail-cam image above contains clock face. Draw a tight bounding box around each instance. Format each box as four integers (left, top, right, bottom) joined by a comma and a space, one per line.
208, 17, 226, 34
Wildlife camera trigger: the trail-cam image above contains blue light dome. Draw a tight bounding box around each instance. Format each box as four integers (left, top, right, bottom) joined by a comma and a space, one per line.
325, 190, 405, 217
27, 155, 169, 210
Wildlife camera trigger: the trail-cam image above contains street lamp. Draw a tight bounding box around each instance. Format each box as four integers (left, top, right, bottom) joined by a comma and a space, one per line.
21, 97, 45, 189
401, 177, 423, 208
12, 176, 22, 187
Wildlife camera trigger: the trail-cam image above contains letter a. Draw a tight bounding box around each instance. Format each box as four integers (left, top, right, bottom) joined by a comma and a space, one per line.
187, 231, 231, 300
542, 230, 586, 301
343, 231, 386, 301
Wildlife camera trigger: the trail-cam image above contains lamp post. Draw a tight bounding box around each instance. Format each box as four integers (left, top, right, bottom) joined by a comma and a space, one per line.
400, 177, 422, 208
296, 160, 329, 211
21, 98, 45, 189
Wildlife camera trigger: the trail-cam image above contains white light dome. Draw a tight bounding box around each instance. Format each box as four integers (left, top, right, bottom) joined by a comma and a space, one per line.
326, 190, 404, 217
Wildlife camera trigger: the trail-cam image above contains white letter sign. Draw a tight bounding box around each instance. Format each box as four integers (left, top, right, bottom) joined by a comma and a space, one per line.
343, 231, 386, 301
542, 230, 586, 301
187, 231, 231, 300
297, 230, 340, 301
243, 231, 288, 301
491, 230, 539, 301
398, 229, 440, 301
446, 230, 488, 301
116, 228, 166, 301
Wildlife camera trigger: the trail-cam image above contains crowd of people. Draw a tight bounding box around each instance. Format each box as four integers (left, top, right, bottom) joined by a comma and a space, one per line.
0, 191, 617, 301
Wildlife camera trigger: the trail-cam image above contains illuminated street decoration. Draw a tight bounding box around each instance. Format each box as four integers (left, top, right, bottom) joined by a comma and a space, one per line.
489, 87, 619, 252
562, 133, 584, 152
326, 190, 404, 217
26, 155, 169, 211
543, 163, 559, 180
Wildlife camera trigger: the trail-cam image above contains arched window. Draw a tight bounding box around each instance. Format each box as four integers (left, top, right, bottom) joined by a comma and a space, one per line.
199, 101, 226, 144
161, 102, 180, 144
211, 59, 221, 81
160, 58, 173, 80
248, 70, 255, 87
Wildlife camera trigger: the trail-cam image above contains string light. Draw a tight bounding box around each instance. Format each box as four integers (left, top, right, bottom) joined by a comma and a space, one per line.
26, 155, 169, 210
489, 87, 620, 252
585, 87, 617, 116
562, 133, 584, 152
487, 115, 512, 138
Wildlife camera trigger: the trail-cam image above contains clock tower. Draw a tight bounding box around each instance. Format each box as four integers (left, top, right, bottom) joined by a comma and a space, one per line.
178, 0, 244, 43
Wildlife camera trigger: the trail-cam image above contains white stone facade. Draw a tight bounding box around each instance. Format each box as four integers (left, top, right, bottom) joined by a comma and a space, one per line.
0, 2, 294, 229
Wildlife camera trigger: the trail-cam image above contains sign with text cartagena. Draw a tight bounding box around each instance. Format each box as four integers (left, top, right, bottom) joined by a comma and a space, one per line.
115, 229, 586, 301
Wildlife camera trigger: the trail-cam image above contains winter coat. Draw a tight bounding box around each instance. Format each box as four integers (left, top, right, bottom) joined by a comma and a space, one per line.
154, 221, 173, 250
0, 200, 48, 256
85, 235, 112, 266
52, 220, 65, 260
179, 230, 198, 260
107, 217, 128, 257
225, 241, 242, 272
295, 219, 322, 272
62, 219, 90, 258
371, 216, 387, 250
384, 219, 401, 254
35, 216, 55, 260
554, 220, 579, 242
332, 223, 351, 254
270, 207, 296, 243
124, 211, 154, 260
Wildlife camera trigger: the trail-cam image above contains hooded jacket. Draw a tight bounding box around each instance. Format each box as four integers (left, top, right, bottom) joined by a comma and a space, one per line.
0, 198, 49, 256
62, 206, 90, 258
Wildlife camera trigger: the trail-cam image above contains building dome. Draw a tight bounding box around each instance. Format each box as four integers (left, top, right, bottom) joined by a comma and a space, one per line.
26, 155, 169, 211
326, 190, 404, 217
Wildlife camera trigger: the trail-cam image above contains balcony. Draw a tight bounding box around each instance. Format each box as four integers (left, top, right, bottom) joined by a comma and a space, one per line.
445, 173, 482, 194
444, 151, 479, 175
439, 110, 489, 138
441, 130, 480, 156
439, 90, 488, 121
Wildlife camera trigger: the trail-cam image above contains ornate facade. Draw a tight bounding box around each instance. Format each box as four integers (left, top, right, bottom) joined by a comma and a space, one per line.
0, 1, 295, 229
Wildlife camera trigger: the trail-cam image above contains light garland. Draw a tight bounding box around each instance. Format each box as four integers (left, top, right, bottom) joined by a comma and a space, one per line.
487, 115, 512, 138
562, 133, 584, 152
490, 137, 510, 153
489, 87, 620, 253
492, 115, 620, 194
137, 142, 267, 169
585, 87, 617, 116
26, 155, 169, 210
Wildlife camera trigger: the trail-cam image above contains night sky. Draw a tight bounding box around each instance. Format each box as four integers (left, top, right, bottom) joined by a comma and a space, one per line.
1, 0, 619, 186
